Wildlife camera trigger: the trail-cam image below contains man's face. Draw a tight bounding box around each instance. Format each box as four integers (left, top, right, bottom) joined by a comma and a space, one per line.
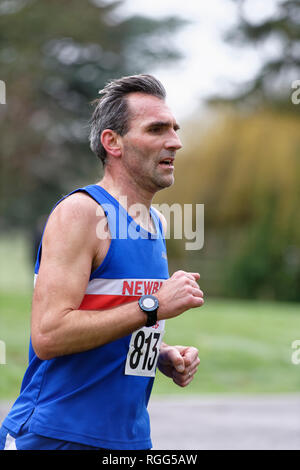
120, 92, 182, 192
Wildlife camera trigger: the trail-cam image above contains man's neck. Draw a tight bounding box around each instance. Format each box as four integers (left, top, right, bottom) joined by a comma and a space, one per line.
97, 173, 156, 232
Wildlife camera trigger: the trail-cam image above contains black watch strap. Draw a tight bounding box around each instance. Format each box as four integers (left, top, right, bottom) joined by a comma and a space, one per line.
145, 310, 157, 327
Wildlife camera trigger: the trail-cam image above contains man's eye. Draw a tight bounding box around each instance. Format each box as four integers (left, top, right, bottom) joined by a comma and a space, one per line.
149, 127, 162, 133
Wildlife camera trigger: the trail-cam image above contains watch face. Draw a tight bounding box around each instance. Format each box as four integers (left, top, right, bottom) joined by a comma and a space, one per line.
140, 295, 158, 311
142, 297, 156, 309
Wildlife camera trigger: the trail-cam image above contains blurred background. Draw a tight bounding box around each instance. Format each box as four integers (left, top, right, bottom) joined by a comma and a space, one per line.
0, 0, 300, 447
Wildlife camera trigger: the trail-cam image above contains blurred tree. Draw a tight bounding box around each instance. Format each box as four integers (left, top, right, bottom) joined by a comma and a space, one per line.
181, 0, 300, 301
0, 0, 186, 229
155, 109, 300, 301
209, 0, 300, 111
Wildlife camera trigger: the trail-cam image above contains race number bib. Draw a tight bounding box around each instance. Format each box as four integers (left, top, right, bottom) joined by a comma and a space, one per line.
125, 321, 165, 377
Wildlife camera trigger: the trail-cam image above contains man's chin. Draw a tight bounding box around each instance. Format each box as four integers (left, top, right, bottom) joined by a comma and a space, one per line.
155, 175, 174, 190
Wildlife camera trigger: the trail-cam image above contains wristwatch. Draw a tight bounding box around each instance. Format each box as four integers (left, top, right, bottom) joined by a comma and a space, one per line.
138, 295, 159, 327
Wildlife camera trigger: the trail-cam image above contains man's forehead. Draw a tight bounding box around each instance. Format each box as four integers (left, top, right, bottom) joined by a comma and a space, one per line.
126, 92, 177, 125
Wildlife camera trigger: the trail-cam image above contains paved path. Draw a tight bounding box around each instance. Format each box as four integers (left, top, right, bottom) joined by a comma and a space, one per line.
1, 395, 300, 450
149, 395, 300, 450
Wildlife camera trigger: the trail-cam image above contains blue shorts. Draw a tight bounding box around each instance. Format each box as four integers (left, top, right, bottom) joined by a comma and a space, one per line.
0, 420, 101, 450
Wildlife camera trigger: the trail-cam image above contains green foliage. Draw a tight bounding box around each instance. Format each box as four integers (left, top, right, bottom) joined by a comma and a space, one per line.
201, 0, 300, 299
0, 0, 185, 230
156, 109, 300, 301
226, 202, 300, 301
0, 290, 31, 399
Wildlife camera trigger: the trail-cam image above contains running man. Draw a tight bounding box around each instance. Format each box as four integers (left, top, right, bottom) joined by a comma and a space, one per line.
0, 74, 204, 450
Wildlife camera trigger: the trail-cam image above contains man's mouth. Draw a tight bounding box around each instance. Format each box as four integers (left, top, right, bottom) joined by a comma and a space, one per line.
158, 158, 175, 169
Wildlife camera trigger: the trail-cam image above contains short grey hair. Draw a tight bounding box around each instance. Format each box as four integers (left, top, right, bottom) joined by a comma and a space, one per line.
89, 74, 166, 166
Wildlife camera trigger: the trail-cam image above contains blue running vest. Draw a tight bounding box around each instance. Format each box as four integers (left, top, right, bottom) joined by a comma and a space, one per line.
3, 185, 169, 450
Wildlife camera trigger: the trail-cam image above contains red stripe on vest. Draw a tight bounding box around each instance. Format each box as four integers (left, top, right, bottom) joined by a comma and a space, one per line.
79, 294, 140, 310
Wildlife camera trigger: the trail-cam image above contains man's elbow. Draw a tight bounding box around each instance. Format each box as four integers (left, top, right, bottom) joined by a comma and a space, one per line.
31, 330, 56, 361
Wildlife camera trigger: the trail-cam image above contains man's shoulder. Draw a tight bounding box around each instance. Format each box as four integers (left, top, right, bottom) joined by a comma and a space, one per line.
44, 191, 104, 241
52, 191, 104, 221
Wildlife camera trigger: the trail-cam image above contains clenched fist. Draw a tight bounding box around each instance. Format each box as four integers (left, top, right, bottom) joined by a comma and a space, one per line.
156, 270, 204, 321
158, 344, 201, 387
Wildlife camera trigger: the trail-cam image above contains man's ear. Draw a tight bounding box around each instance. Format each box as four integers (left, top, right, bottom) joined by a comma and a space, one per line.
101, 129, 122, 158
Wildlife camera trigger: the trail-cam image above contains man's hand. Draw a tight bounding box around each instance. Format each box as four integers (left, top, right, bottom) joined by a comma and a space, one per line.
158, 343, 200, 387
156, 270, 204, 321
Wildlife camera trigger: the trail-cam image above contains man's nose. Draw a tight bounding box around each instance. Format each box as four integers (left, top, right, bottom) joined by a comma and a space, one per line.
165, 131, 182, 151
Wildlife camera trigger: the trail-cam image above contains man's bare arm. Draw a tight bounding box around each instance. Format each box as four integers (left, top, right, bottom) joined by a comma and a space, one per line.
31, 193, 147, 360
